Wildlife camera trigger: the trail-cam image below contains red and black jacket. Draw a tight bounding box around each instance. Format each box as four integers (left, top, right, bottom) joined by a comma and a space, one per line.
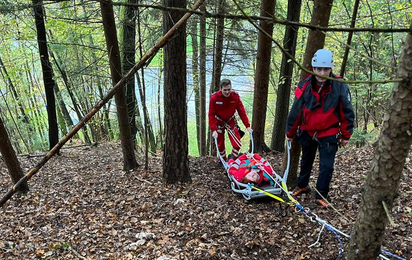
286, 74, 355, 140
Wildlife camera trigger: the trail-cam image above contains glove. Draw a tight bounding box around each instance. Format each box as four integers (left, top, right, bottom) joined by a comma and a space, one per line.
212, 131, 218, 139
338, 139, 348, 148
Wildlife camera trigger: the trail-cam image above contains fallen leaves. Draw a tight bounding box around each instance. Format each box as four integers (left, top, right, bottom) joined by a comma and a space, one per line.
0, 142, 411, 259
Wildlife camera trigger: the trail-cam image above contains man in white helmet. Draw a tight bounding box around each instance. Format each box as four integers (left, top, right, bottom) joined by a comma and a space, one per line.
285, 49, 355, 208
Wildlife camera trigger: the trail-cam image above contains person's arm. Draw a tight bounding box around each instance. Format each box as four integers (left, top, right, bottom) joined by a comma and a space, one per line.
229, 164, 245, 182
338, 83, 355, 143
208, 94, 219, 132
286, 96, 303, 139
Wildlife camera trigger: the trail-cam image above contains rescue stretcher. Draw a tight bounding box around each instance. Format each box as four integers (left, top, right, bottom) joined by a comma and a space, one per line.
215, 133, 291, 200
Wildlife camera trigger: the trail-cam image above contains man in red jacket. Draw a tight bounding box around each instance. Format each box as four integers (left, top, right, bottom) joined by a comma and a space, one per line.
209, 79, 252, 161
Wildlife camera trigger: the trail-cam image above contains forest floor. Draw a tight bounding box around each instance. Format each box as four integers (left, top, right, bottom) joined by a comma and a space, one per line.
0, 141, 411, 260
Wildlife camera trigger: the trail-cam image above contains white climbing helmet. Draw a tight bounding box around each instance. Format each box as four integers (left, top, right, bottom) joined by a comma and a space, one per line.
311, 49, 333, 68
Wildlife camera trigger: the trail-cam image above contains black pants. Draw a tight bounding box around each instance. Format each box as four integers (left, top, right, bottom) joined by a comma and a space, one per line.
297, 131, 338, 199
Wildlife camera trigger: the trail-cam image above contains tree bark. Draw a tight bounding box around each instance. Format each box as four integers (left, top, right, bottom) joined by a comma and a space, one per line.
212, 0, 225, 93
347, 22, 412, 260
162, 0, 191, 184
100, 0, 138, 170
340, 0, 360, 77
209, 0, 225, 155
299, 0, 333, 79
271, 0, 302, 154
0, 114, 29, 192
189, 18, 201, 154
32, 0, 59, 150
251, 0, 276, 153
120, 0, 138, 147
199, 3, 207, 156
0, 56, 34, 142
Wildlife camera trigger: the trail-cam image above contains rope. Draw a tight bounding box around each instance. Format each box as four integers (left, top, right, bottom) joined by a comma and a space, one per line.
215, 136, 407, 260
325, 225, 344, 260
380, 250, 409, 260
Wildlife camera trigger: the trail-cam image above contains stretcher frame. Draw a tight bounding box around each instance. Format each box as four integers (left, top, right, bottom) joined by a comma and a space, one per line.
215, 133, 291, 200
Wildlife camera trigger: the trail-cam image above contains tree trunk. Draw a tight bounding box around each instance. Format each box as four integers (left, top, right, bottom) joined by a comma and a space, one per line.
288, 0, 333, 185
347, 22, 412, 260
340, 0, 360, 77
209, 0, 225, 155
120, 0, 138, 147
157, 66, 164, 147
212, 0, 225, 93
0, 56, 34, 142
162, 0, 191, 184
0, 114, 29, 192
100, 0, 138, 170
251, 0, 276, 153
32, 0, 59, 150
271, 0, 302, 154
136, 73, 157, 153
199, 3, 207, 156
190, 18, 201, 154
299, 0, 333, 79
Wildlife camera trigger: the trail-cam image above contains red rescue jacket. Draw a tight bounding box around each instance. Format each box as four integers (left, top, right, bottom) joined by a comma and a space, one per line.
228, 154, 273, 185
208, 90, 250, 132
286, 74, 354, 140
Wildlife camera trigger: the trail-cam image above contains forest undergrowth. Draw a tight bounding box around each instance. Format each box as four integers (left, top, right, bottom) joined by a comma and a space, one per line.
0, 142, 411, 259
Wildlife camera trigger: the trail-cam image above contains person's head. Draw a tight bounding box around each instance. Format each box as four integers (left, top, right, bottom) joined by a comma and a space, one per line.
220, 79, 232, 97
311, 49, 333, 85
243, 169, 261, 184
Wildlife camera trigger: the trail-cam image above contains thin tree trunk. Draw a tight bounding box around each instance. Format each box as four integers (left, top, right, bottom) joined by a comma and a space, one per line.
271, 0, 302, 155
134, 8, 147, 146
100, 0, 138, 170
120, 0, 138, 147
212, 0, 225, 93
199, 3, 207, 156
209, 0, 225, 156
0, 56, 34, 140
190, 19, 201, 154
347, 22, 412, 260
340, 0, 360, 77
162, 0, 190, 184
0, 114, 29, 192
251, 0, 276, 153
136, 73, 157, 153
32, 0, 59, 150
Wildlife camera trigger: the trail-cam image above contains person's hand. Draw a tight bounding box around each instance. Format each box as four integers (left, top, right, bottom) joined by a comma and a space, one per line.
247, 127, 253, 134
212, 131, 218, 139
339, 139, 348, 148
285, 134, 293, 141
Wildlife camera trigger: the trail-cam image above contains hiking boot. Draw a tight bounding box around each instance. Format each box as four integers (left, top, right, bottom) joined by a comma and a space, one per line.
291, 185, 310, 196
316, 199, 331, 209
